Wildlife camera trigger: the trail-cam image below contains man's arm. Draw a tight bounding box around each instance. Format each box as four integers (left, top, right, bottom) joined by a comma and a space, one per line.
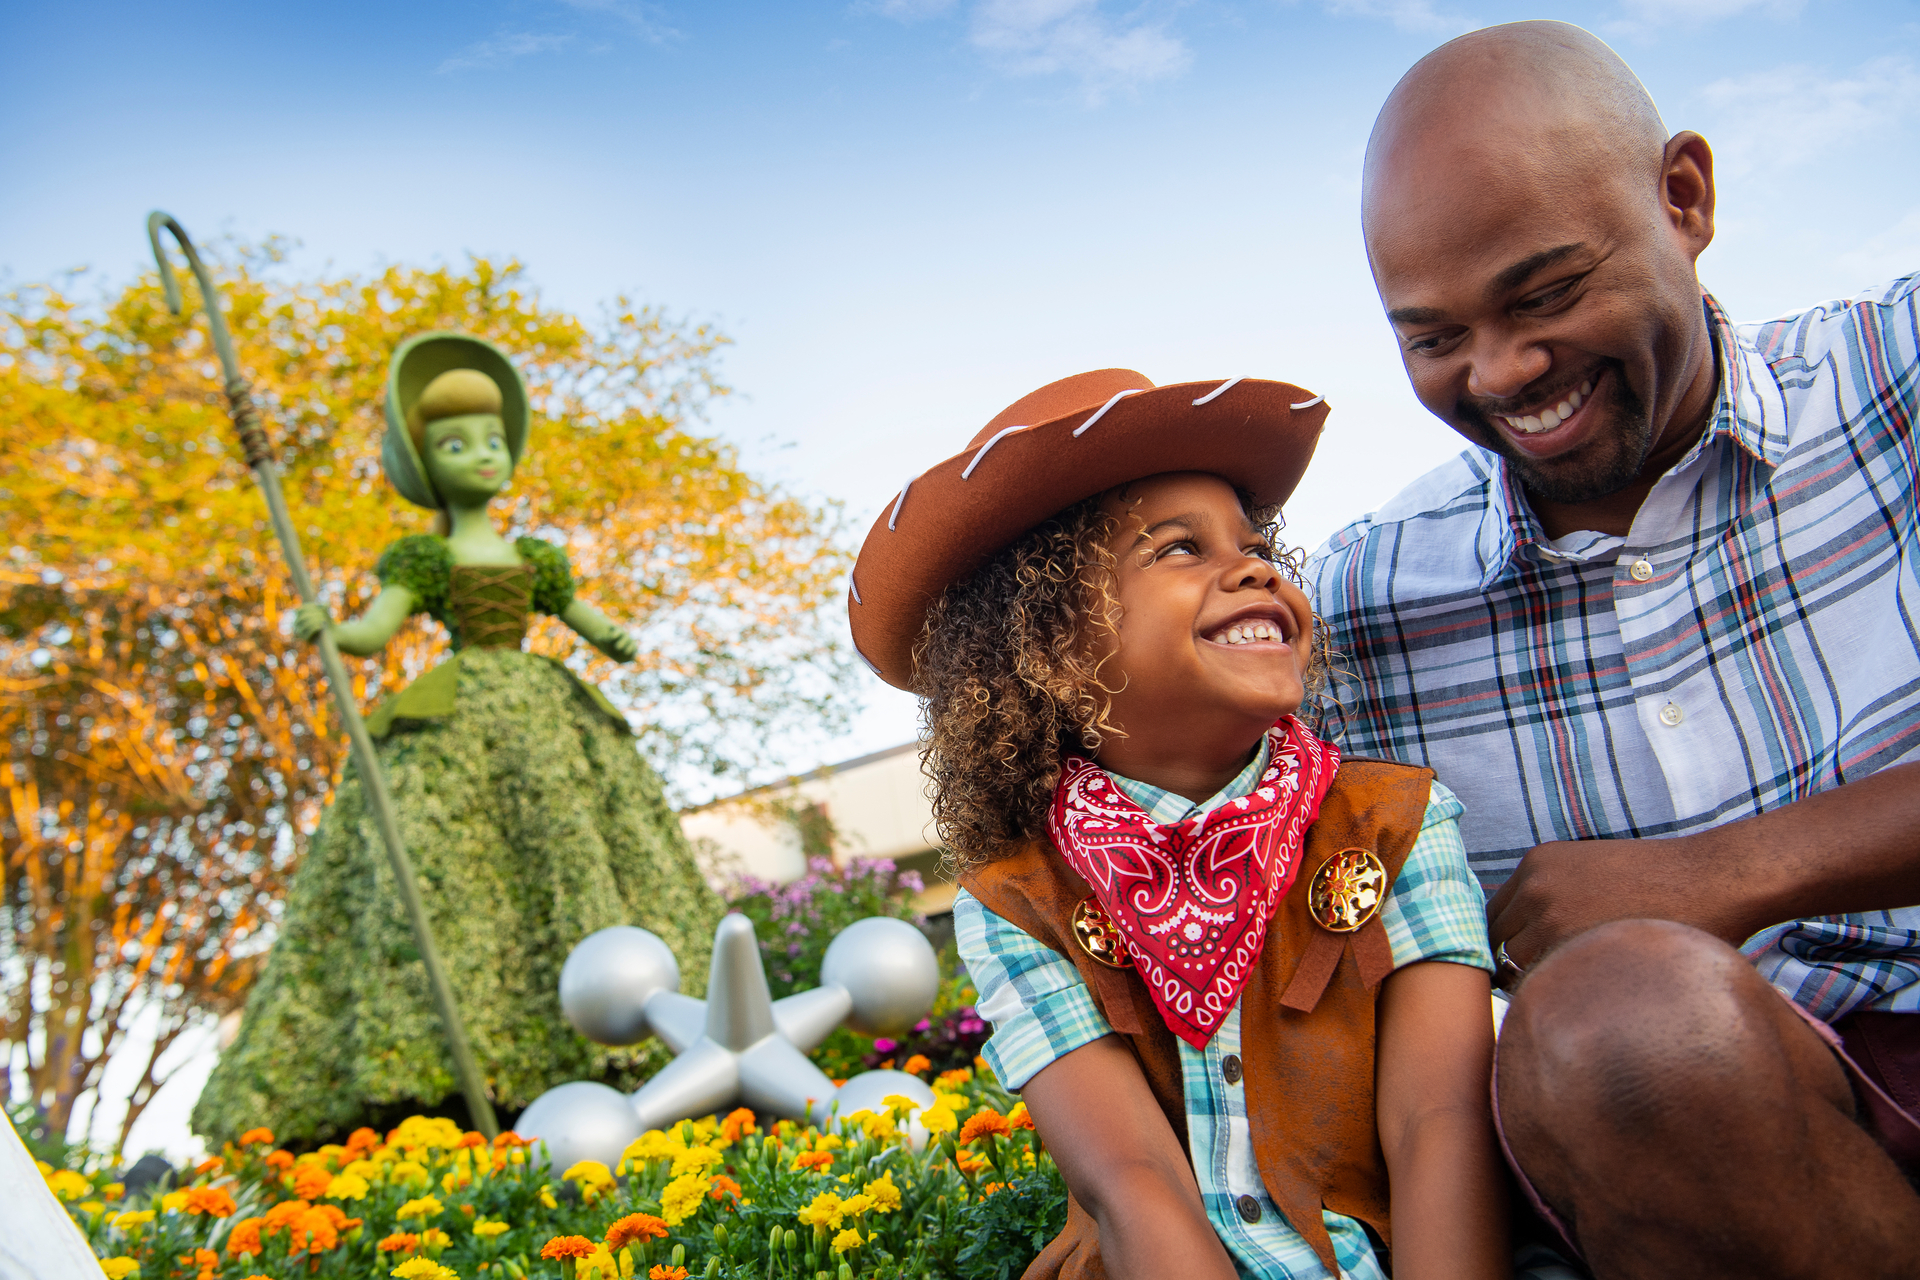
1020, 1035, 1240, 1280
1488, 760, 1920, 968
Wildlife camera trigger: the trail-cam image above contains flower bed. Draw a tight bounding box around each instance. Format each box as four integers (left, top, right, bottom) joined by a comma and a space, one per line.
45, 1065, 1066, 1280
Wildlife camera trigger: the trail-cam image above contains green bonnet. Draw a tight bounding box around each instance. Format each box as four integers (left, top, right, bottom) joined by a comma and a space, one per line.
381, 332, 532, 510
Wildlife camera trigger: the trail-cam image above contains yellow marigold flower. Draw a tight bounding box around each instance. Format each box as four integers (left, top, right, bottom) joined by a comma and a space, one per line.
391, 1160, 431, 1190
392, 1116, 465, 1151
538, 1187, 558, 1210
936, 1067, 973, 1090
238, 1127, 275, 1147
473, 1220, 511, 1239
326, 1171, 370, 1200
960, 1109, 1012, 1145
391, 1257, 459, 1280
112, 1209, 156, 1231
159, 1190, 189, 1212
812, 1133, 844, 1151
622, 1131, 681, 1164
668, 1146, 721, 1178
831, 1228, 865, 1254
397, 1196, 444, 1221
78, 1201, 104, 1213
421, 1229, 453, 1251
659, 1172, 709, 1226
796, 1191, 845, 1230
45, 1169, 90, 1201
840, 1109, 896, 1142
863, 1171, 902, 1213
839, 1193, 875, 1218
441, 1169, 472, 1194
562, 1160, 615, 1190
102, 1183, 124, 1201
343, 1158, 380, 1179
100, 1257, 139, 1279
881, 1094, 921, 1120
920, 1102, 958, 1136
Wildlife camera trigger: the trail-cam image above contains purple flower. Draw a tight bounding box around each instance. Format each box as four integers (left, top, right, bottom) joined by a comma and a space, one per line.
912, 1019, 931, 1034
872, 1038, 897, 1054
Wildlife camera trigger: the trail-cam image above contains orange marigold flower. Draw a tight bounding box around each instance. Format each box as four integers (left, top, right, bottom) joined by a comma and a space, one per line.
493, 1131, 532, 1149
719, 1107, 757, 1143
238, 1128, 275, 1147
648, 1268, 688, 1280
264, 1150, 295, 1171
287, 1205, 348, 1254
193, 1158, 224, 1177
955, 1150, 990, 1174
227, 1217, 266, 1258
959, 1109, 1011, 1145
1007, 1102, 1035, 1131
791, 1150, 834, 1172
605, 1213, 669, 1249
263, 1199, 312, 1231
708, 1175, 742, 1201
540, 1235, 598, 1260
344, 1127, 380, 1154
290, 1164, 333, 1200
178, 1247, 219, 1280
980, 1181, 1008, 1196
901, 1054, 932, 1075
457, 1131, 487, 1149
183, 1185, 238, 1218
378, 1232, 421, 1254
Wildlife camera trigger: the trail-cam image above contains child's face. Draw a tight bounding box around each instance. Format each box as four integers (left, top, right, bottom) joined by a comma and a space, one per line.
1094, 472, 1311, 751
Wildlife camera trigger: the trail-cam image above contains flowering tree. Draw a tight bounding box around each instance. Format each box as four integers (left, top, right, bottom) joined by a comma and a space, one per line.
0, 245, 855, 1139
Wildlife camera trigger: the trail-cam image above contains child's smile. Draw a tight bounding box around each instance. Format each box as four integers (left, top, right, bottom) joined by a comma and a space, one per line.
1093, 471, 1312, 800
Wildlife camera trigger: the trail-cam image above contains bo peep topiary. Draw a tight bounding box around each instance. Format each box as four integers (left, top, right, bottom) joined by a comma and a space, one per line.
194, 333, 725, 1146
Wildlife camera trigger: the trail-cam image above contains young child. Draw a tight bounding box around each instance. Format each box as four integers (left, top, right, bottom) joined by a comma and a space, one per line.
849, 370, 1506, 1280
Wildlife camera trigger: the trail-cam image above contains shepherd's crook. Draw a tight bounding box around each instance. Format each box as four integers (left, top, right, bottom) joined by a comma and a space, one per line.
147, 212, 499, 1138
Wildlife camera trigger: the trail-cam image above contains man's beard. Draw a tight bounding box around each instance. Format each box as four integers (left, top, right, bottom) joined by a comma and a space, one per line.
1460, 363, 1656, 506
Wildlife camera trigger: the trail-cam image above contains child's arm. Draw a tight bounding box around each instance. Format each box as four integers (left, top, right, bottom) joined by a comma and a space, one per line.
1374, 958, 1509, 1279
1022, 1034, 1241, 1280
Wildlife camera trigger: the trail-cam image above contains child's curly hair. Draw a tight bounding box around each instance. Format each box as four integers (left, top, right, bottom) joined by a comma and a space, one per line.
912, 487, 1339, 870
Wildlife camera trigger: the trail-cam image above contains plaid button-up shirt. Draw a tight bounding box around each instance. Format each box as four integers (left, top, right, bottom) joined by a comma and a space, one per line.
1309, 275, 1920, 1022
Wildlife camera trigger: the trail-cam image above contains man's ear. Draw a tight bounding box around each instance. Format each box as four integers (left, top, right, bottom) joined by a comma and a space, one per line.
1662, 131, 1716, 262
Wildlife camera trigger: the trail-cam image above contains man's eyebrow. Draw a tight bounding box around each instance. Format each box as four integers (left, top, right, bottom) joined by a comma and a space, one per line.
1387, 305, 1448, 326
1489, 243, 1585, 298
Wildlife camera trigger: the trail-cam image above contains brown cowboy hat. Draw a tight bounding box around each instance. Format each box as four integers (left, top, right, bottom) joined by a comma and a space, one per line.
848, 368, 1330, 689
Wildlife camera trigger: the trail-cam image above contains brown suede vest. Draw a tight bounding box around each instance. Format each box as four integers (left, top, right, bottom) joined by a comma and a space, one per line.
961, 759, 1435, 1278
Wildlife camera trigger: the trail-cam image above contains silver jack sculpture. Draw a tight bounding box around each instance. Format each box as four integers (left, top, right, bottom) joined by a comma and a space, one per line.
517, 912, 941, 1170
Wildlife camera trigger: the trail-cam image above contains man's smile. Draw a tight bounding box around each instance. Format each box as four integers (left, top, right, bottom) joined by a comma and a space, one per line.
1478, 367, 1611, 460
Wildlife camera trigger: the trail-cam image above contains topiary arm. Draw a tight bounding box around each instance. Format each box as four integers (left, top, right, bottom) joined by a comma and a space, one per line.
294, 588, 418, 657
293, 534, 448, 656
519, 537, 639, 663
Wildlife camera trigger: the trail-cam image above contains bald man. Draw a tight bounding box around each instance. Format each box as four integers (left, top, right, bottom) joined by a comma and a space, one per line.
1309, 19, 1920, 1277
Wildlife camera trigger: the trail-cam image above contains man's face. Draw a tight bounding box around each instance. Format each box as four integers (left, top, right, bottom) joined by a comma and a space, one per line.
1365, 133, 1709, 505
1093, 473, 1311, 751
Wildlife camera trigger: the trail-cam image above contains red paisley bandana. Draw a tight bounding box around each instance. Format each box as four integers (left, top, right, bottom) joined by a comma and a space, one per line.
1047, 717, 1340, 1048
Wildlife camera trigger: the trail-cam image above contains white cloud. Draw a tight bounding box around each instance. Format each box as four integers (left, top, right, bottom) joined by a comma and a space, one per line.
1322, 0, 1474, 36
554, 0, 678, 43
1609, 0, 1804, 31
1697, 56, 1920, 176
967, 0, 1192, 101
856, 0, 961, 18
438, 31, 575, 73
1836, 206, 1920, 290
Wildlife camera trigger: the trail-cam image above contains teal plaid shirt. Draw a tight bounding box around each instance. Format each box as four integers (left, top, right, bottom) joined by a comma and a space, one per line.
954, 744, 1494, 1280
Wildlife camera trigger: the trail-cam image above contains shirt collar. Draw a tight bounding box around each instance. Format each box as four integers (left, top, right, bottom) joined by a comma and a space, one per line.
1476, 291, 1790, 589
1107, 737, 1271, 826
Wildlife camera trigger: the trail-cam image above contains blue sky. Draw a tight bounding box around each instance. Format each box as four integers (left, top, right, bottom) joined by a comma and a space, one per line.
7, 0, 1920, 1162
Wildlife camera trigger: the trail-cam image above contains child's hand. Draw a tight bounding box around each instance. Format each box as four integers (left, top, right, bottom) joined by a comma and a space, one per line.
292, 602, 332, 644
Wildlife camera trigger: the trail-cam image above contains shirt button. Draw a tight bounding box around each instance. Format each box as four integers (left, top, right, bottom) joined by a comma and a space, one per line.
1659, 702, 1684, 727
1221, 1054, 1243, 1085
1629, 557, 1654, 582
1237, 1194, 1262, 1224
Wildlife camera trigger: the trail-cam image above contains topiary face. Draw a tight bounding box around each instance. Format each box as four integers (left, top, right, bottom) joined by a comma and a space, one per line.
422, 413, 514, 506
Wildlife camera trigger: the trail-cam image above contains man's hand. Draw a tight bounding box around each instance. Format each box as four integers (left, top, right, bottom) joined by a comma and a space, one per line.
1487, 834, 1749, 976
1489, 761, 1920, 980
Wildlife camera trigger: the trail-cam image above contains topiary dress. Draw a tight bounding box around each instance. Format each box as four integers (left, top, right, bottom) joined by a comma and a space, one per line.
194, 535, 723, 1146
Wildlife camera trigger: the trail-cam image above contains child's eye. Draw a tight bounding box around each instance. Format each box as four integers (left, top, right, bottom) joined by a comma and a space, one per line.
1156, 540, 1198, 560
